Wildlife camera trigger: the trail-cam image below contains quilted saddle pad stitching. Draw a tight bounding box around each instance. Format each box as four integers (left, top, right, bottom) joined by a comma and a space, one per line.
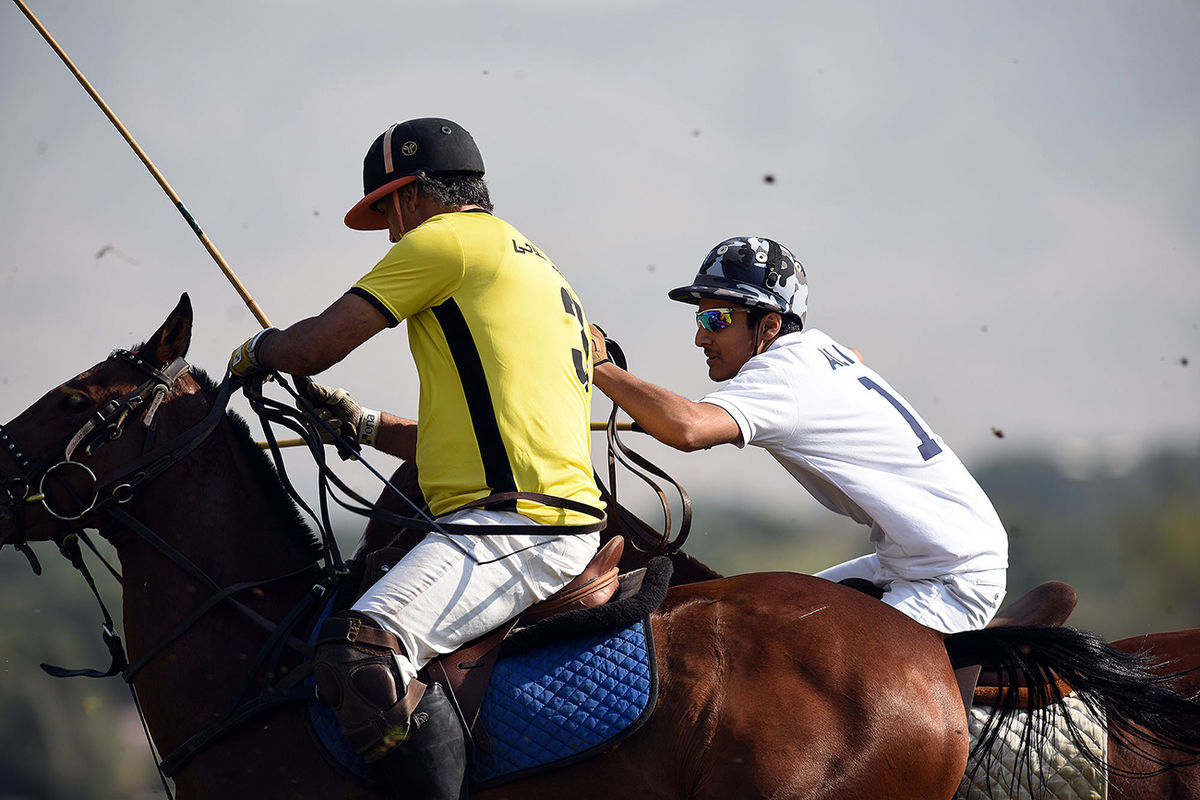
303, 605, 659, 791
469, 620, 657, 787
955, 694, 1107, 800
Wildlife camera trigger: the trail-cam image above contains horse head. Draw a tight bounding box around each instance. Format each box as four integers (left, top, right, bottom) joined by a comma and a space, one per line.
0, 293, 197, 552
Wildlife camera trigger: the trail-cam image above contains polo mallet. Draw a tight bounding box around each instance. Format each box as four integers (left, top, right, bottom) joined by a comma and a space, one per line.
12, 0, 271, 329
14, 0, 637, 445
259, 420, 639, 449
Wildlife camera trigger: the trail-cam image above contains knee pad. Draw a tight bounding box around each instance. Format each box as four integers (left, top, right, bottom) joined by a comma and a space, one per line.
313, 611, 425, 762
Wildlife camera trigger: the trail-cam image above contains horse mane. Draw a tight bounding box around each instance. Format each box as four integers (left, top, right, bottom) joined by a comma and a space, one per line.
187, 367, 324, 560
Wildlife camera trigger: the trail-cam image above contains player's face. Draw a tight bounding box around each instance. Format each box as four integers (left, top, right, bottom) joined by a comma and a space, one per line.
373, 185, 422, 243
694, 299, 756, 381
371, 191, 403, 243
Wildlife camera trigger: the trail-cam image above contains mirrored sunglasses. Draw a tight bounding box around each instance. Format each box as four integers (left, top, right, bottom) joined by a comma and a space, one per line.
695, 307, 748, 332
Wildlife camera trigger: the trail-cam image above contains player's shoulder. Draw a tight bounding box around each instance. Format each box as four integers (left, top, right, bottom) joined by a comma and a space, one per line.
437, 209, 511, 236
440, 210, 540, 254
751, 329, 872, 387
390, 214, 477, 260
761, 328, 834, 363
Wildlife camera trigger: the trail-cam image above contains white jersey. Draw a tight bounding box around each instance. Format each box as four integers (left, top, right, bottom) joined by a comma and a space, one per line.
701, 329, 1008, 582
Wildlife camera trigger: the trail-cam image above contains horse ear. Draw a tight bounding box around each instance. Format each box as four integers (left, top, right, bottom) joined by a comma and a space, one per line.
142, 293, 194, 365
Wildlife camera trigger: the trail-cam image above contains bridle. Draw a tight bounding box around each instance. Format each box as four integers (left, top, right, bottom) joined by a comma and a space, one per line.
0, 349, 327, 788
0, 341, 692, 785
0, 349, 191, 543
0, 348, 199, 676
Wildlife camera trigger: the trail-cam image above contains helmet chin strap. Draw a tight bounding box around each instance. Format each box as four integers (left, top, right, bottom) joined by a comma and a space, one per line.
752, 317, 773, 357
389, 191, 407, 242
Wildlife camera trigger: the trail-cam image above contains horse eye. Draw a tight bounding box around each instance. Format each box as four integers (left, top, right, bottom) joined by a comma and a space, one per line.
63, 393, 90, 412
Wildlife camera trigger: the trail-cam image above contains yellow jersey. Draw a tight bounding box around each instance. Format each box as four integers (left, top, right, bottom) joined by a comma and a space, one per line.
349, 210, 603, 525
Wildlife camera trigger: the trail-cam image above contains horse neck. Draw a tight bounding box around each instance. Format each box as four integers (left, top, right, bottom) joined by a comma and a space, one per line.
105, 399, 318, 750
136, 421, 307, 553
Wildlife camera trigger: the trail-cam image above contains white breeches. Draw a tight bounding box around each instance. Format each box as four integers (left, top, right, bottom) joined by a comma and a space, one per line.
352, 508, 600, 685
816, 554, 1006, 633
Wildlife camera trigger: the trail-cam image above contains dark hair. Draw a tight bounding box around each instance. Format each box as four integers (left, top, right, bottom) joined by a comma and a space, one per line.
416, 172, 494, 212
747, 307, 803, 335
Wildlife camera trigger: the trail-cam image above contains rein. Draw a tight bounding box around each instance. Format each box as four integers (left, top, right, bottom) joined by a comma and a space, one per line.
0, 342, 691, 788
240, 342, 687, 565
594, 334, 692, 554
243, 374, 607, 562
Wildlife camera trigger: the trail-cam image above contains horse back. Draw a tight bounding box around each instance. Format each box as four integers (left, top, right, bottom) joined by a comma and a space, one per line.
1104, 629, 1200, 800
641, 571, 969, 800
1111, 628, 1200, 677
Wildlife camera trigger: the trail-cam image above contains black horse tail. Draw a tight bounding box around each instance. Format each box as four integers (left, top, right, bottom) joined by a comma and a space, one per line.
945, 625, 1200, 789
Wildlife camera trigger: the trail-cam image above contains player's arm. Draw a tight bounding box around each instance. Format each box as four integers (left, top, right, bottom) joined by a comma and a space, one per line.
370, 412, 418, 462
593, 365, 740, 451
297, 380, 418, 462
590, 329, 741, 452
256, 293, 390, 376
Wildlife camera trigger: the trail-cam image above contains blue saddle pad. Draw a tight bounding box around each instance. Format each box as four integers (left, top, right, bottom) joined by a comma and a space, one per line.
306, 608, 657, 791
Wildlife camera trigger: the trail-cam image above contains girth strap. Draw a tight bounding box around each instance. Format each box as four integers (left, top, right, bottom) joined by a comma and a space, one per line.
158, 675, 314, 778
157, 580, 332, 778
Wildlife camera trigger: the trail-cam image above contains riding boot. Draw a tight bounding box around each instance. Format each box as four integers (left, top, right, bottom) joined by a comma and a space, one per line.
312, 612, 467, 799
375, 681, 468, 800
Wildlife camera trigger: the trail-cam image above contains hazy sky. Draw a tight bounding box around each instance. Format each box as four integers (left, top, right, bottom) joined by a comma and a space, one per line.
2, 0, 1197, 516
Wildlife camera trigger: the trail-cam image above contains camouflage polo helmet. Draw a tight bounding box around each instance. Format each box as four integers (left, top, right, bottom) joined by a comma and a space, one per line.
668, 236, 808, 325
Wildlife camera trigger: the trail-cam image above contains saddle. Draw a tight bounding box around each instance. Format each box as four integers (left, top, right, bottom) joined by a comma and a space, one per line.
955, 581, 1078, 712
985, 581, 1077, 630
356, 535, 629, 745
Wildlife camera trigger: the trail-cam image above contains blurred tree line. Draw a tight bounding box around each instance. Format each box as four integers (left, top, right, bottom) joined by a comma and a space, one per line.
684, 444, 1200, 638
0, 538, 160, 799
989, 445, 1200, 636
1, 444, 1196, 797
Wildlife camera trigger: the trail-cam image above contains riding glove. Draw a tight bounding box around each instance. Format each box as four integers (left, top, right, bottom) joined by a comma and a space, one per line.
589, 324, 613, 368
228, 328, 278, 378
301, 381, 381, 447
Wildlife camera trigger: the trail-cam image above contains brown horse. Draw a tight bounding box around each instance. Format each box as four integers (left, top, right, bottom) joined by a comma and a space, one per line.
1108, 628, 1200, 800
1, 294, 1197, 800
